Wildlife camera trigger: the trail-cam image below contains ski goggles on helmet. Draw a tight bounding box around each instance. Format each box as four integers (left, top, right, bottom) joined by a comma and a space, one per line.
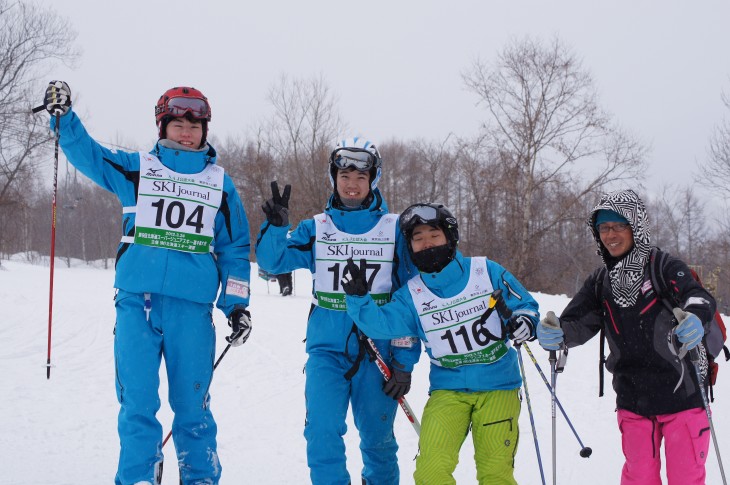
160, 96, 210, 121
399, 204, 440, 234
330, 148, 381, 171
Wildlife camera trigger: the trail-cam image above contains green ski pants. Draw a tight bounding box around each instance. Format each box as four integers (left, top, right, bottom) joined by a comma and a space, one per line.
414, 388, 521, 485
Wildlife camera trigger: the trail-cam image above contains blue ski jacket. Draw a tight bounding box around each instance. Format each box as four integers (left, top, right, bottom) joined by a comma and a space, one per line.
255, 190, 421, 370
345, 251, 540, 392
51, 110, 251, 316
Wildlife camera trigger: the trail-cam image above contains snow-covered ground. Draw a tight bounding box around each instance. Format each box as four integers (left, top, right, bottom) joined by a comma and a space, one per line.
0, 257, 727, 484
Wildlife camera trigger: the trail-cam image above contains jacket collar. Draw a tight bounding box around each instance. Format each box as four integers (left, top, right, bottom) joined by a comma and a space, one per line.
152, 142, 217, 175
324, 188, 388, 233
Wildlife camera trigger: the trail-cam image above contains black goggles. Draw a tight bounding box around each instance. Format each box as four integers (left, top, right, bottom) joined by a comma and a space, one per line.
164, 96, 210, 120
330, 147, 380, 171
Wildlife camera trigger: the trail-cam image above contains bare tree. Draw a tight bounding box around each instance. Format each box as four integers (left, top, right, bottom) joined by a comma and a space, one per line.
217, 130, 280, 258
0, 0, 78, 258
261, 74, 344, 217
380, 136, 459, 212
462, 36, 645, 285
699, 89, 730, 200
651, 184, 707, 262
453, 134, 511, 259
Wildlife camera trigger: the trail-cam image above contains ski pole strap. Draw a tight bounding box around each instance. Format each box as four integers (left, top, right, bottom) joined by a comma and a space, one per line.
343, 324, 367, 380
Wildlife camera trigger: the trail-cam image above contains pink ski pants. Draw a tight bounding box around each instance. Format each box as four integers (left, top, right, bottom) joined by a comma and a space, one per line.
617, 407, 710, 485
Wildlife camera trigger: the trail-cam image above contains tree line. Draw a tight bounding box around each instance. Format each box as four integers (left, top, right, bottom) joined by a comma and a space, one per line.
1, 1, 729, 311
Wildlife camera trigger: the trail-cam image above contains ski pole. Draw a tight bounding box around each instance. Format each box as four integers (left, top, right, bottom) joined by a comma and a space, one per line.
31, 104, 60, 379
46, 112, 60, 379
516, 345, 547, 485
490, 289, 560, 482
521, 343, 592, 458
689, 347, 727, 485
549, 349, 557, 485
671, 307, 727, 485
162, 343, 232, 448
363, 336, 421, 436
488, 291, 592, 458
488, 291, 546, 482
545, 310, 561, 485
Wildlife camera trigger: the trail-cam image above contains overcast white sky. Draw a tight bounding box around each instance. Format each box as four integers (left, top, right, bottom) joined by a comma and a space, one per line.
33, 0, 730, 196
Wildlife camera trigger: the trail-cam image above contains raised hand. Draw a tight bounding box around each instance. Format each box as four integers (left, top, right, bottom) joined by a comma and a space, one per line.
262, 181, 291, 227
44, 80, 72, 116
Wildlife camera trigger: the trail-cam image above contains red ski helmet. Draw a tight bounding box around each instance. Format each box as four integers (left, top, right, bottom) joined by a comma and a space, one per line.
155, 86, 211, 146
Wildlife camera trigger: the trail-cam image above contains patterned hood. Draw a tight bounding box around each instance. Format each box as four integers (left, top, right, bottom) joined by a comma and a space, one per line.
587, 189, 652, 307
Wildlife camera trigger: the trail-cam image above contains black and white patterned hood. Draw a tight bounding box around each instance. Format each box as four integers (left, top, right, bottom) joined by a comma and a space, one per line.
587, 189, 652, 307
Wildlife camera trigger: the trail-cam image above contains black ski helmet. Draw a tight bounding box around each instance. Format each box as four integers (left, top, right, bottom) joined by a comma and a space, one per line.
399, 202, 459, 272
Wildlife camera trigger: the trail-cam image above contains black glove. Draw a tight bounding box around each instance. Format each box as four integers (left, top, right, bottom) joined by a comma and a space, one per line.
226, 307, 252, 347
383, 360, 412, 400
340, 258, 368, 296
262, 181, 291, 227
44, 80, 72, 116
507, 314, 535, 345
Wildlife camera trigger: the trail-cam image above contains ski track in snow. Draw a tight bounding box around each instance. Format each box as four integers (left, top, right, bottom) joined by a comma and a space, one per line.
0, 258, 727, 484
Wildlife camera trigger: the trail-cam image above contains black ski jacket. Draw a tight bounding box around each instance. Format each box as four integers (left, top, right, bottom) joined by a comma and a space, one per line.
560, 251, 716, 416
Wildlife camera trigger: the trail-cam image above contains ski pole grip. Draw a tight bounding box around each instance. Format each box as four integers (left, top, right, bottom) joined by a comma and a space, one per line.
491, 289, 513, 319
32, 105, 46, 114
671, 306, 687, 324
670, 307, 697, 360
543, 311, 561, 330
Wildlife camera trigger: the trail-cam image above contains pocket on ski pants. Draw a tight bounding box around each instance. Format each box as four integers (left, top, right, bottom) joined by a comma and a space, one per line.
660, 407, 710, 485
665, 407, 710, 467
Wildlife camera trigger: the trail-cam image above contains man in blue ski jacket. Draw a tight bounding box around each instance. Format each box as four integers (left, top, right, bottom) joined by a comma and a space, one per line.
42, 81, 252, 485
255, 137, 420, 485
341, 203, 539, 485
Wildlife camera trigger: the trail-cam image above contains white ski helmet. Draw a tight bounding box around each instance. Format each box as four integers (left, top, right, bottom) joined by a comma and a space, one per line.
328, 137, 382, 190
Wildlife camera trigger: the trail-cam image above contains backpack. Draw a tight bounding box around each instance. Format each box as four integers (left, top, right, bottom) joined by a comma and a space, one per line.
596, 247, 729, 400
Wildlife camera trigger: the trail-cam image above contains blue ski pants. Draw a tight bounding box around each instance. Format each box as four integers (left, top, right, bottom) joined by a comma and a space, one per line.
113, 290, 220, 485
304, 350, 400, 485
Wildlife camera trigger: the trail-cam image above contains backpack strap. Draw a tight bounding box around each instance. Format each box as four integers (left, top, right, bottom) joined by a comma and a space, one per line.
599, 326, 606, 397
648, 247, 675, 312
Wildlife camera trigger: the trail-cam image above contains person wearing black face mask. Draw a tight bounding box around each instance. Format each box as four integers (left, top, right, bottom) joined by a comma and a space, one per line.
399, 203, 460, 274
341, 202, 540, 485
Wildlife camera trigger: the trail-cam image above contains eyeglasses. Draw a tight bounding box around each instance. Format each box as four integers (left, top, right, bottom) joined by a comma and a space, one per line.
330, 148, 380, 171
597, 222, 630, 234
164, 97, 210, 120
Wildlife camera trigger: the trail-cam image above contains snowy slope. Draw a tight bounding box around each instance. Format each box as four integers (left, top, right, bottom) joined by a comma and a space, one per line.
0, 258, 727, 484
